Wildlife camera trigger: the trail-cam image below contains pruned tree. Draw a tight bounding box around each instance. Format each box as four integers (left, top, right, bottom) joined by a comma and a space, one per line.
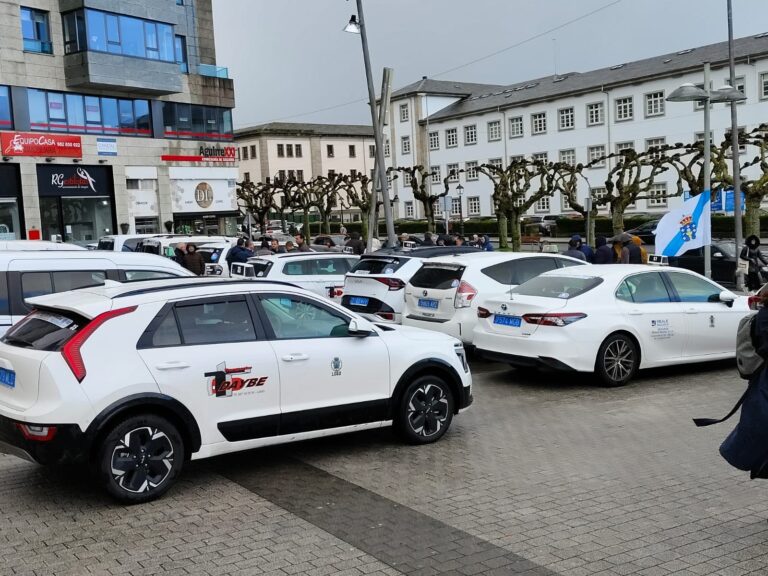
236, 179, 277, 234
339, 173, 380, 240
553, 162, 601, 244
390, 165, 447, 233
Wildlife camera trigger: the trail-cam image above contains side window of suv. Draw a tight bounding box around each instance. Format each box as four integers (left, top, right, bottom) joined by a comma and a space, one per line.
174, 298, 257, 345
21, 271, 106, 302
259, 294, 350, 339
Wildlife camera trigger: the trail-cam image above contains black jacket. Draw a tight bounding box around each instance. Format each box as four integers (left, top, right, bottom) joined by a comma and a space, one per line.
593, 244, 614, 264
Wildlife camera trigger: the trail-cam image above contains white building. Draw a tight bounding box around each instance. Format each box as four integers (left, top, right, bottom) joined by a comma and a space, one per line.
386, 33, 768, 221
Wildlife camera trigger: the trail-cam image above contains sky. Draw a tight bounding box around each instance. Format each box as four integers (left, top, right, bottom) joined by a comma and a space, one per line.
213, 0, 768, 129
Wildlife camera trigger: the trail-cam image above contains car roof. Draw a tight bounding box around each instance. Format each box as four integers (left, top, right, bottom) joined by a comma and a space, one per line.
0, 240, 87, 251
367, 246, 481, 258
248, 252, 358, 262
0, 250, 186, 265
424, 252, 583, 266
537, 264, 708, 281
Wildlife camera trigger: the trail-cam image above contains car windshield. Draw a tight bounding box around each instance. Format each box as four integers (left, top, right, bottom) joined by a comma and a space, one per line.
96, 238, 114, 250
198, 247, 224, 263
351, 257, 406, 275
410, 264, 465, 289
716, 241, 736, 257
511, 275, 603, 299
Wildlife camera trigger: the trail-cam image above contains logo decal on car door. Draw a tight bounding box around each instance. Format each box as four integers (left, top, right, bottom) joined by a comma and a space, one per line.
331, 357, 343, 377
205, 362, 268, 397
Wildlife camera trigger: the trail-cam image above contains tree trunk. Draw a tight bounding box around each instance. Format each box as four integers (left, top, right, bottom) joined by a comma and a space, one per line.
745, 195, 762, 238
586, 210, 597, 247
508, 209, 521, 251
496, 213, 509, 250
360, 209, 369, 241
424, 201, 435, 233
320, 209, 331, 235
611, 207, 625, 235
303, 210, 311, 238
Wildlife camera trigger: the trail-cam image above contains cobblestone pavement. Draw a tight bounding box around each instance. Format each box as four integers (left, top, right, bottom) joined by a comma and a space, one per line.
2, 358, 768, 575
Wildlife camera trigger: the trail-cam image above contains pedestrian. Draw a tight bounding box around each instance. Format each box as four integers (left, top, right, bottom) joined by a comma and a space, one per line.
562, 238, 587, 261
399, 233, 410, 247
481, 235, 494, 252
471, 234, 480, 248
593, 236, 614, 264
455, 236, 465, 246
255, 239, 272, 256
295, 233, 311, 252
422, 232, 435, 246
742, 235, 768, 292
285, 240, 297, 252
620, 237, 642, 264
631, 235, 648, 265
339, 224, 347, 235
571, 234, 594, 263
183, 243, 206, 276
345, 231, 365, 255
173, 242, 187, 266
227, 238, 246, 266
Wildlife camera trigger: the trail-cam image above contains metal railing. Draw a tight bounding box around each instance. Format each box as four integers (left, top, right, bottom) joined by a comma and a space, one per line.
198, 64, 229, 79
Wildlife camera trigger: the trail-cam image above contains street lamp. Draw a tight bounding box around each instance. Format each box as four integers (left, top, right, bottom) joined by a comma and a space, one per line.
666, 63, 746, 279
456, 184, 465, 237
344, 4, 397, 248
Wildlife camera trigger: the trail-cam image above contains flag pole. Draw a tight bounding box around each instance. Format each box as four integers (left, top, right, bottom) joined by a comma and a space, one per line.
703, 61, 712, 279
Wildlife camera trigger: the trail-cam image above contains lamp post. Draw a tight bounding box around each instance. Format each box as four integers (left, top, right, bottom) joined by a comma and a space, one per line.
666, 63, 746, 279
456, 184, 465, 237
727, 0, 745, 291
344, 4, 397, 248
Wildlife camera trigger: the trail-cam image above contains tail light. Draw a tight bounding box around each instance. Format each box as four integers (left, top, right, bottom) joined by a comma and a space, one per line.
62, 306, 137, 382
375, 312, 395, 321
522, 313, 587, 327
375, 277, 405, 291
454, 281, 477, 308
477, 307, 491, 318
16, 424, 57, 442
748, 295, 761, 310
329, 287, 343, 298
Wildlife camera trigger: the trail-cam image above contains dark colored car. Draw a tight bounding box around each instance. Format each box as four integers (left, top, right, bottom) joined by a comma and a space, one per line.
626, 219, 660, 245
668, 240, 738, 285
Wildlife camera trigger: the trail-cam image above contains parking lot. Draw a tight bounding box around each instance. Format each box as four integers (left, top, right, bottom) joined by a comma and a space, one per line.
2, 358, 767, 576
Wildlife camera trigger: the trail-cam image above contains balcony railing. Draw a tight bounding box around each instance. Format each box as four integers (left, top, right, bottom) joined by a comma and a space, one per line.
198, 64, 229, 79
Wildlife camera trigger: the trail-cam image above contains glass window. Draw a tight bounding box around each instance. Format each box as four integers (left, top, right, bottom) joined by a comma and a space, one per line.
175, 299, 256, 345
261, 295, 350, 340
84, 96, 101, 125
665, 271, 721, 303
0, 87, 12, 129
175, 102, 191, 132
134, 100, 150, 134
119, 15, 145, 57
21, 7, 52, 54
47, 92, 65, 121
192, 105, 206, 135
118, 100, 134, 132
86, 9, 106, 52
144, 21, 158, 59
65, 94, 85, 132
152, 310, 181, 347
52, 271, 106, 291
509, 258, 559, 286
175, 35, 188, 73
410, 265, 464, 289
21, 273, 53, 301
620, 273, 671, 303
158, 23, 174, 61
105, 13, 120, 53
101, 98, 119, 132
512, 276, 603, 299
2, 309, 83, 351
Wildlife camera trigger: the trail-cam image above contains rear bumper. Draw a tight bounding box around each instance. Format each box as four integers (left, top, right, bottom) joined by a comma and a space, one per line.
475, 349, 576, 372
0, 415, 87, 465
473, 328, 595, 372
403, 309, 476, 345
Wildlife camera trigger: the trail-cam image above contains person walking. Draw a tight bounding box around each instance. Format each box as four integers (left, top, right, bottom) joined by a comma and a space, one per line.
345, 231, 365, 255
295, 233, 311, 252
742, 235, 768, 292
562, 238, 586, 261
631, 236, 648, 264
173, 242, 187, 266
593, 236, 614, 264
183, 243, 206, 276
571, 235, 594, 263
619, 233, 642, 264
255, 239, 272, 256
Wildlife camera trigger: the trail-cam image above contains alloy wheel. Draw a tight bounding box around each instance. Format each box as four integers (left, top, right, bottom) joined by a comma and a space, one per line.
110, 426, 175, 494
603, 339, 635, 383
407, 383, 450, 438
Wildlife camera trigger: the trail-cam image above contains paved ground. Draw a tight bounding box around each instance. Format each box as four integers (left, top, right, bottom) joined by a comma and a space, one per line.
2, 358, 768, 575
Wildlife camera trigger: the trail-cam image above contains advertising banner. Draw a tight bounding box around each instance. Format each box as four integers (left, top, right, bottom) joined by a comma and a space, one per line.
171, 178, 237, 213
36, 165, 112, 197
1, 132, 82, 158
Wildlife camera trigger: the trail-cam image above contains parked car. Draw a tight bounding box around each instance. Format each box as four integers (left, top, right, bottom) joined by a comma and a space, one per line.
197, 242, 235, 277
341, 245, 481, 323
96, 234, 162, 252
135, 235, 232, 259
230, 252, 359, 302
538, 215, 560, 236
667, 241, 738, 286
402, 252, 586, 345
474, 264, 749, 387
311, 234, 348, 252
626, 219, 661, 245
0, 251, 194, 336
0, 240, 86, 251
0, 278, 472, 502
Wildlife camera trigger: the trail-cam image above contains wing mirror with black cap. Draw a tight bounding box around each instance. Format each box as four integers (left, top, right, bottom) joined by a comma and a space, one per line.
715, 290, 736, 308
348, 318, 374, 337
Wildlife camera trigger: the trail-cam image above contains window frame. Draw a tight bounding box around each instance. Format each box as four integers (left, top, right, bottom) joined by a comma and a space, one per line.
463, 124, 477, 145
615, 96, 634, 122
586, 102, 604, 127
445, 127, 458, 148
558, 107, 575, 131
531, 112, 547, 135
255, 292, 356, 341
428, 131, 439, 150
399, 103, 409, 122
487, 120, 501, 142
465, 161, 479, 181
21, 6, 52, 54
558, 148, 576, 166
587, 145, 606, 168
644, 90, 665, 118
467, 196, 481, 216
401, 135, 411, 155
508, 116, 524, 138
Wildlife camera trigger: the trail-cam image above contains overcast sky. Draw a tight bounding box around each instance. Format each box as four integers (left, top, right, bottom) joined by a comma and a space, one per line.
213, 0, 768, 128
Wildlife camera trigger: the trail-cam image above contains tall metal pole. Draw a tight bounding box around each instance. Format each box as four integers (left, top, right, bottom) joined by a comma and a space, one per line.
703, 61, 712, 279
356, 0, 396, 248
367, 67, 392, 252
727, 0, 745, 290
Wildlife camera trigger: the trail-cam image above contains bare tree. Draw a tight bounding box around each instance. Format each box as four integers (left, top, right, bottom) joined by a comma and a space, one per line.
236, 179, 277, 235
339, 173, 380, 240
390, 165, 447, 233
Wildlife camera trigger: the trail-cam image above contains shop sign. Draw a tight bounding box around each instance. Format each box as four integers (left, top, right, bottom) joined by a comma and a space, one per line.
161, 145, 236, 163
130, 188, 159, 218
1, 132, 82, 158
36, 165, 111, 197
171, 178, 237, 213
96, 138, 118, 156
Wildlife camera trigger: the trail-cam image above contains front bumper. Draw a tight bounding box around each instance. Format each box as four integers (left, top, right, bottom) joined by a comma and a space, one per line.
0, 415, 87, 465
458, 384, 473, 410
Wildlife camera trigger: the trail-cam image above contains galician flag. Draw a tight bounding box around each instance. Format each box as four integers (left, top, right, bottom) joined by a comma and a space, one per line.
653, 190, 711, 256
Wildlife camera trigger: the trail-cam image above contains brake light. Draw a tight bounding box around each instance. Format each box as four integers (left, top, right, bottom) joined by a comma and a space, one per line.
329, 287, 343, 298
522, 313, 587, 327
454, 281, 477, 308
62, 306, 137, 382
748, 295, 761, 310
16, 423, 57, 442
477, 307, 491, 318
376, 312, 395, 321
375, 277, 405, 291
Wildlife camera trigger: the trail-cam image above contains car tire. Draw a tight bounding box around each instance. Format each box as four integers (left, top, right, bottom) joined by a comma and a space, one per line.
97, 414, 184, 504
595, 333, 638, 387
395, 375, 454, 444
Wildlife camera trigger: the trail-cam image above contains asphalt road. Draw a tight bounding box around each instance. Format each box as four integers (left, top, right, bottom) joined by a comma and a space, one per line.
1, 358, 766, 575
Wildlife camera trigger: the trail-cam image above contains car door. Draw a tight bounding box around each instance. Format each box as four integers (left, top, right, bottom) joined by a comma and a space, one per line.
255, 292, 390, 433
663, 270, 741, 358
614, 271, 685, 365
710, 244, 735, 284
137, 296, 281, 446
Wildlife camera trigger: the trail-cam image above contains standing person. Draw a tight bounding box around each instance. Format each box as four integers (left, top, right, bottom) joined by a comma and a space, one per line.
455, 236, 465, 246
269, 238, 283, 254
284, 240, 297, 253
255, 239, 272, 256
345, 231, 365, 255
173, 242, 187, 266
593, 236, 614, 264
742, 235, 768, 292
562, 238, 587, 261
184, 243, 206, 276
295, 233, 311, 252
572, 235, 594, 263
471, 234, 480, 248
422, 232, 435, 246
620, 234, 642, 264
631, 236, 648, 264
398, 233, 410, 247
339, 224, 347, 236
227, 238, 246, 266
481, 235, 494, 252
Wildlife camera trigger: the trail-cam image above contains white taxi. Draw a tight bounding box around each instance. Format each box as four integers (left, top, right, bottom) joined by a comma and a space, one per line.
474, 264, 750, 386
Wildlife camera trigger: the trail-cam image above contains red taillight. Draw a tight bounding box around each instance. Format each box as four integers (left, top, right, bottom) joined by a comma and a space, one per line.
376, 312, 395, 321
477, 307, 491, 319
62, 306, 137, 382
454, 281, 477, 308
375, 277, 406, 291
16, 423, 57, 442
522, 313, 587, 327
329, 287, 344, 298
748, 295, 761, 310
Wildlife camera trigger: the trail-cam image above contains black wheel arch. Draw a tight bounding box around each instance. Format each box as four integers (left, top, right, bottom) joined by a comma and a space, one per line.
389, 358, 463, 419
85, 393, 202, 459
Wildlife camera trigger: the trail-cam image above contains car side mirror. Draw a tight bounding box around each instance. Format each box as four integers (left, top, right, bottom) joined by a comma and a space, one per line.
713, 252, 724, 259
348, 318, 373, 337
717, 290, 735, 307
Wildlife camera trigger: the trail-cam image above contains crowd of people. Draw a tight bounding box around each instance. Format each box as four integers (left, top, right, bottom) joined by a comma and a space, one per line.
560, 233, 648, 264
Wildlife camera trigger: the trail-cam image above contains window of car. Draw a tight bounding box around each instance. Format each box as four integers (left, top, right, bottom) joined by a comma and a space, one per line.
52, 271, 106, 291
124, 270, 179, 282
3, 309, 86, 350
616, 272, 671, 303
313, 258, 353, 275
510, 258, 561, 285
351, 257, 406, 275
174, 298, 256, 345
511, 275, 603, 299
151, 310, 181, 347
260, 294, 350, 339
664, 271, 721, 303
411, 264, 465, 289
21, 272, 52, 301
121, 238, 145, 252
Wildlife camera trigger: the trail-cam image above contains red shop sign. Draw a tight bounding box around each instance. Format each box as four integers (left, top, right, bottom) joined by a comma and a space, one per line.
1, 132, 82, 158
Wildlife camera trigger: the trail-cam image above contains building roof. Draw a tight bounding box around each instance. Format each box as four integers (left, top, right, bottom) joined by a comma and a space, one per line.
426, 33, 768, 123
390, 77, 504, 100
235, 122, 373, 139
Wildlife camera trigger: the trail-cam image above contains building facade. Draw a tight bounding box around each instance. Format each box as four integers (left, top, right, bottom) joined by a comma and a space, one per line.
235, 122, 375, 221
0, 0, 236, 244
385, 34, 768, 221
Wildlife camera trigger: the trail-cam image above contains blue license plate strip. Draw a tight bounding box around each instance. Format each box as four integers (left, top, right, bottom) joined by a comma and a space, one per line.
350, 296, 369, 306
418, 298, 439, 309
493, 315, 521, 327
0, 367, 16, 388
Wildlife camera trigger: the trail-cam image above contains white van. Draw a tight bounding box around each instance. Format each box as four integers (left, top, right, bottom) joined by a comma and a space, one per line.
134, 235, 233, 259
0, 251, 194, 335
0, 240, 86, 251
96, 234, 161, 252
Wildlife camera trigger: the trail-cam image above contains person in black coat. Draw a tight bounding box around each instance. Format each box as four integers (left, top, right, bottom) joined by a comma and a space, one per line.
593, 236, 614, 264
742, 235, 768, 291
720, 293, 768, 478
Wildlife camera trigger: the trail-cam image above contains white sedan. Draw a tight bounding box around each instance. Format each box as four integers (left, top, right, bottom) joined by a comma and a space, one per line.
473, 264, 750, 386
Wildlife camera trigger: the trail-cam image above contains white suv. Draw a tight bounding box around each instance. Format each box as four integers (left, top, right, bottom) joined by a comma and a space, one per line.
0, 278, 472, 503
403, 252, 586, 345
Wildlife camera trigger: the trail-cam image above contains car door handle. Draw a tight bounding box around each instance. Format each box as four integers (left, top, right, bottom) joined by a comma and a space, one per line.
685, 308, 698, 314
281, 353, 309, 362
155, 361, 190, 370
628, 309, 643, 316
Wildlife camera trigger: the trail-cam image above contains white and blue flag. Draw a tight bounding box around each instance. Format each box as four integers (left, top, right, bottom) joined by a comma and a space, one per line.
653, 190, 711, 256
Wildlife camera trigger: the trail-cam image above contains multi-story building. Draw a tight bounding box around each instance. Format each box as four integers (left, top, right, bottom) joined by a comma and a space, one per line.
0, 0, 235, 242
386, 34, 768, 221
235, 122, 375, 221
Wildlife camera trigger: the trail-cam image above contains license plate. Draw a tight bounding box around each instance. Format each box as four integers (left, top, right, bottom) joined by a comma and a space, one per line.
418, 298, 439, 310
350, 296, 369, 306
0, 367, 16, 388
493, 315, 521, 327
